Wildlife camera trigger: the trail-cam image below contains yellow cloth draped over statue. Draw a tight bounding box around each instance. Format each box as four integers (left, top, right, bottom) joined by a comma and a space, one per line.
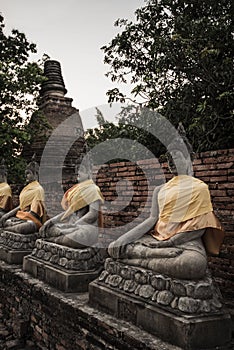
152, 175, 224, 255
0, 182, 13, 212
61, 179, 104, 225
16, 181, 46, 228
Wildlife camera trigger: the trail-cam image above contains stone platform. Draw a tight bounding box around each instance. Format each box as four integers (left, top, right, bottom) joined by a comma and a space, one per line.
23, 239, 105, 292
0, 230, 36, 264
89, 258, 232, 350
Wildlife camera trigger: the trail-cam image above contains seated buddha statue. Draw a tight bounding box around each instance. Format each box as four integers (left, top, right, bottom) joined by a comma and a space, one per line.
38, 157, 104, 249
0, 159, 13, 218
0, 155, 46, 234
108, 124, 224, 280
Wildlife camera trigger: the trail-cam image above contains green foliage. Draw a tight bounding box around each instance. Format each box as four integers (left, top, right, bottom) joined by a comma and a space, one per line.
0, 14, 45, 182
102, 0, 234, 151
27, 110, 53, 143
85, 106, 169, 164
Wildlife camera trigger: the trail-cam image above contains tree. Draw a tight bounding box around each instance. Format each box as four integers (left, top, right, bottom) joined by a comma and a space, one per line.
0, 14, 45, 182
102, 0, 234, 151
85, 106, 168, 164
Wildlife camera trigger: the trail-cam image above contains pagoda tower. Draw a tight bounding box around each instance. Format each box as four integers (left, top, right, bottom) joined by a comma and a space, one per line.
23, 60, 86, 216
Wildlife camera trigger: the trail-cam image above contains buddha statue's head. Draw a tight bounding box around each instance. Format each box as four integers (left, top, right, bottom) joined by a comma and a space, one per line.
25, 154, 39, 183
76, 154, 93, 183
167, 123, 194, 176
0, 159, 7, 183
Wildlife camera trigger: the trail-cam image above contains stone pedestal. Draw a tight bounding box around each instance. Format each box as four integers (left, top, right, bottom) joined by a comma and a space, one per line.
89, 258, 232, 350
0, 230, 36, 264
23, 239, 104, 292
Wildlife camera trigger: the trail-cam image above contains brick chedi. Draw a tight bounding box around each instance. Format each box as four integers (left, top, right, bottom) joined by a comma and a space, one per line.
38, 60, 75, 129
23, 60, 86, 217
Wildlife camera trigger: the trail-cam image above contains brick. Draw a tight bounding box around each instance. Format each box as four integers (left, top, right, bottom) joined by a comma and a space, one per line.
199, 150, 219, 158
228, 168, 234, 175
117, 171, 135, 177
193, 164, 218, 171
219, 183, 234, 189
195, 170, 228, 177
116, 166, 128, 172
227, 190, 234, 196
210, 189, 227, 197
193, 158, 203, 165
110, 161, 126, 167
203, 157, 217, 164
209, 176, 228, 182
213, 196, 232, 202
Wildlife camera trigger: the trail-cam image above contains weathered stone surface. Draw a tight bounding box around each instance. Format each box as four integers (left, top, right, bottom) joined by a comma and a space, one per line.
98, 270, 109, 282
0, 231, 36, 250
123, 280, 137, 293
178, 297, 200, 313
97, 259, 224, 315
24, 239, 105, 292
171, 280, 187, 296
151, 275, 167, 290
120, 266, 132, 279
138, 285, 155, 299
194, 282, 213, 299
30, 239, 104, 271
157, 290, 174, 306
0, 261, 187, 350
89, 281, 232, 350
109, 275, 122, 288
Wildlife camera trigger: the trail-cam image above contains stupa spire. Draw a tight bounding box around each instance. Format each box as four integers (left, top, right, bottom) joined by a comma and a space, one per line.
40, 60, 67, 97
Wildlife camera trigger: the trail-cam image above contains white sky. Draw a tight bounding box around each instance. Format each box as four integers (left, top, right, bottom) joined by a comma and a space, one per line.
1, 0, 145, 128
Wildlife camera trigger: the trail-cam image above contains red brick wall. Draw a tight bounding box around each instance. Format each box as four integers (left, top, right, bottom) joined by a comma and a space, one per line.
94, 148, 234, 299
193, 149, 234, 299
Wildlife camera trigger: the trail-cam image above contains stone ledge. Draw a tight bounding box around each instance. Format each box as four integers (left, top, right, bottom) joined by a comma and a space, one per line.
89, 280, 232, 350
99, 258, 224, 315
0, 244, 33, 264
0, 230, 36, 264
0, 261, 183, 350
31, 239, 104, 271
23, 255, 103, 292
0, 231, 36, 250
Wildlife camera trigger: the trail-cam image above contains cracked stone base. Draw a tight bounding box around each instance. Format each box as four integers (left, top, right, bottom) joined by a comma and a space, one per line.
23, 255, 103, 293
89, 258, 232, 350
0, 244, 32, 264
89, 282, 231, 350
0, 231, 36, 264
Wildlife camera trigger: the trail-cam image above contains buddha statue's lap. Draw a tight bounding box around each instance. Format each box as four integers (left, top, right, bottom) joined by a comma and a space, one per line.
43, 208, 100, 249
119, 232, 207, 280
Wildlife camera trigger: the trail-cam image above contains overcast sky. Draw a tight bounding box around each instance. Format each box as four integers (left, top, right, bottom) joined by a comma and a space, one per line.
1, 0, 145, 126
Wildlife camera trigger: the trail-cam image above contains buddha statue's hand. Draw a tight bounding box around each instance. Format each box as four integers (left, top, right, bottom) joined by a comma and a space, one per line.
108, 238, 126, 259
39, 219, 53, 237
0, 215, 8, 228
142, 239, 172, 248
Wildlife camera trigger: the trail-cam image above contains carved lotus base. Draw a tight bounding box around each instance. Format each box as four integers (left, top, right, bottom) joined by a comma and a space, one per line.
0, 230, 36, 264
89, 258, 232, 349
23, 239, 105, 292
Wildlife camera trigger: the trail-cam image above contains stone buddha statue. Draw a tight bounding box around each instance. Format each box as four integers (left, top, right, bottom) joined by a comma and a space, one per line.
38, 157, 104, 249
89, 125, 231, 349
0, 159, 13, 218
108, 123, 224, 280
0, 155, 46, 234
23, 157, 105, 292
